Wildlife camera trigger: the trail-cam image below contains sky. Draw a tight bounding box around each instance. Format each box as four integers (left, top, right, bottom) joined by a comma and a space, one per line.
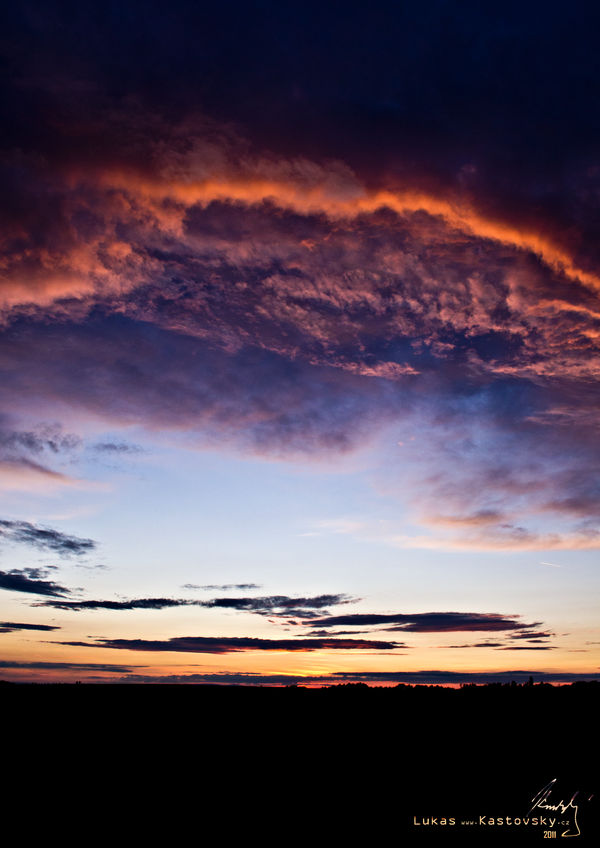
0, 0, 599, 685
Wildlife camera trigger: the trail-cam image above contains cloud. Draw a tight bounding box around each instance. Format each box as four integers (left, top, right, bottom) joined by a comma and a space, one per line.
1, 190, 597, 548
182, 583, 262, 591
0, 519, 96, 556
199, 593, 355, 618
58, 635, 403, 653
38, 597, 200, 611
442, 627, 556, 649
0, 660, 138, 673
39, 592, 355, 616
444, 642, 556, 650
2, 3, 598, 216
309, 611, 541, 632
497, 645, 556, 651
0, 458, 79, 492
508, 630, 554, 640
92, 441, 143, 454
0, 417, 82, 491
0, 419, 81, 456
0, 568, 70, 597
328, 671, 600, 685
95, 670, 600, 685
113, 672, 315, 685
0, 319, 404, 458
0, 5, 599, 555
0, 620, 61, 632
306, 629, 380, 637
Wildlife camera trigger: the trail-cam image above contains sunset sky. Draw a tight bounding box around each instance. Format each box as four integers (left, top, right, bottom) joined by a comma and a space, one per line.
1, 0, 599, 684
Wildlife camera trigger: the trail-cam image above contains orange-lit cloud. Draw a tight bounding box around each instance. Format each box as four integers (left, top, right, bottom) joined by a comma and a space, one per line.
1, 122, 599, 553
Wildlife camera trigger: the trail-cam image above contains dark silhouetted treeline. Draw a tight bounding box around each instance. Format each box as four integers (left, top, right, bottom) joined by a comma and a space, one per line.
3, 679, 598, 843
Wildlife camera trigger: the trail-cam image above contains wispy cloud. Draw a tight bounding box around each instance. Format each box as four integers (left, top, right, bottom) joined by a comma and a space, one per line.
0, 568, 70, 597
308, 611, 542, 633
0, 620, 61, 633
58, 635, 403, 653
0, 419, 81, 456
199, 593, 355, 618
0, 418, 82, 491
182, 583, 262, 591
38, 592, 355, 617
497, 645, 556, 650
92, 441, 143, 455
0, 458, 80, 492
38, 597, 200, 611
0, 519, 96, 556
0, 660, 139, 673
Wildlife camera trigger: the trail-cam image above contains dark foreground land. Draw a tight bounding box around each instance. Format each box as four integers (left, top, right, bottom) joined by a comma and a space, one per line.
3, 680, 599, 843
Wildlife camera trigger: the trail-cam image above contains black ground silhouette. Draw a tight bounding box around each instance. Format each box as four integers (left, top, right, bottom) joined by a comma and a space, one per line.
3, 680, 598, 843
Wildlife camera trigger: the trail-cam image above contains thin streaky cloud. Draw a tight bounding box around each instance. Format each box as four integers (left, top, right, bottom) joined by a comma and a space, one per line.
308, 611, 543, 633
182, 583, 262, 591
0, 620, 61, 632
57, 635, 404, 653
0, 519, 96, 556
0, 660, 140, 672
38, 592, 355, 615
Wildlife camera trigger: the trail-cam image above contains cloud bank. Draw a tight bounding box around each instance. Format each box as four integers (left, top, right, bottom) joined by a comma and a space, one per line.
1, 1, 598, 554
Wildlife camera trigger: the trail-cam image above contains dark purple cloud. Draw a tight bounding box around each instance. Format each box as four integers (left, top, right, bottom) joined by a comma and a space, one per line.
38, 593, 354, 616
107, 670, 600, 685
309, 611, 541, 632
329, 671, 600, 685
0, 568, 70, 597
0, 621, 61, 633
497, 645, 556, 651
444, 642, 557, 650
0, 660, 139, 673
305, 629, 378, 638
38, 597, 200, 611
200, 594, 355, 618
114, 672, 314, 685
509, 630, 554, 640
2, 1, 600, 244
58, 635, 403, 653
203, 594, 350, 609
0, 318, 406, 458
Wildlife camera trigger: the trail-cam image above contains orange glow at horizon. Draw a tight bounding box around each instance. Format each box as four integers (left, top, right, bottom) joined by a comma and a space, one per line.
2, 632, 597, 685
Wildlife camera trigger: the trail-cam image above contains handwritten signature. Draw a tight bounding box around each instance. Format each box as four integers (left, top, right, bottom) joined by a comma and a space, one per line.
528, 779, 580, 838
